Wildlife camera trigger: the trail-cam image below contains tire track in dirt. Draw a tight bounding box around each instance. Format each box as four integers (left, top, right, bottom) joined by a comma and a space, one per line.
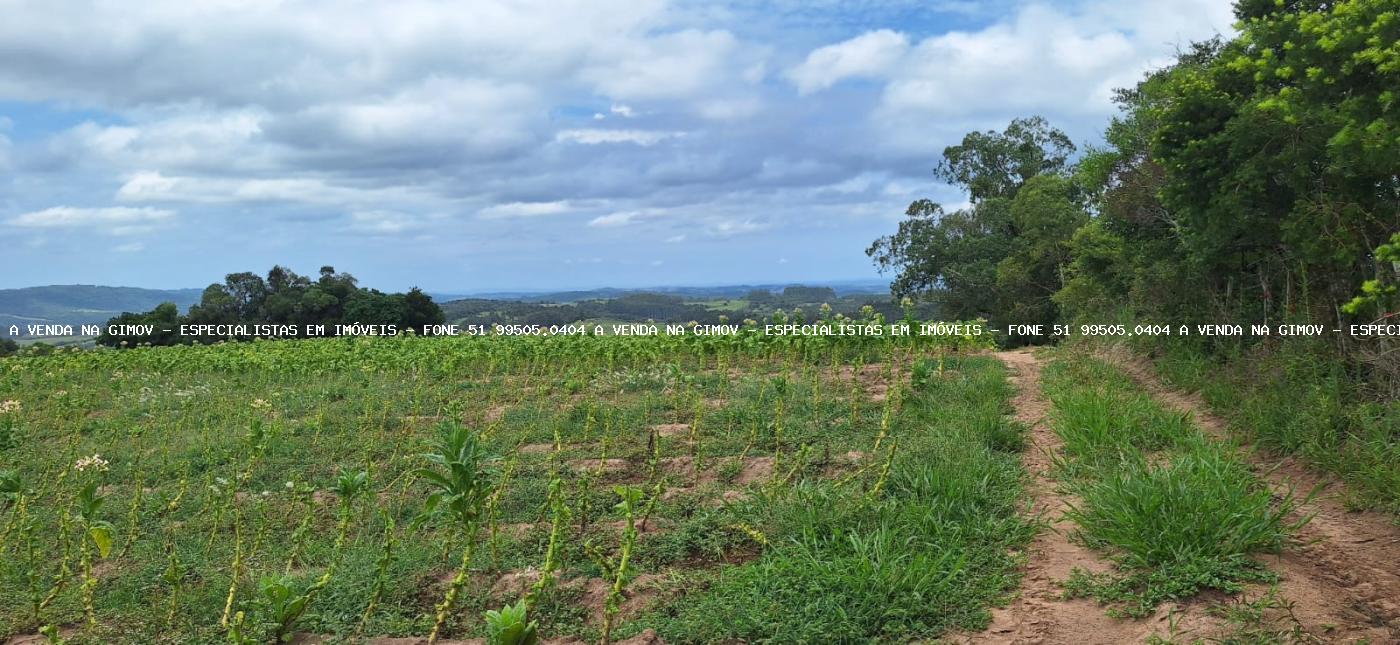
1103, 346, 1400, 642
960, 349, 1164, 644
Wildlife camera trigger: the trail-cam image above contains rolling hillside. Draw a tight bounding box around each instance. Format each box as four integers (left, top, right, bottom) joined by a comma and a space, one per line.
0, 285, 202, 333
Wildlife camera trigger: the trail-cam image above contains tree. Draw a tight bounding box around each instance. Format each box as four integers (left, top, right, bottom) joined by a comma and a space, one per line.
995, 174, 1087, 336
95, 302, 181, 347
868, 117, 1080, 340
401, 288, 445, 331
745, 289, 774, 306
936, 116, 1075, 204
342, 290, 405, 327
99, 264, 438, 346
223, 272, 269, 320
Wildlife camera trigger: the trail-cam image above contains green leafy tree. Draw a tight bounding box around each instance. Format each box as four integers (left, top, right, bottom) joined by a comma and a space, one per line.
401, 287, 445, 331
868, 117, 1081, 340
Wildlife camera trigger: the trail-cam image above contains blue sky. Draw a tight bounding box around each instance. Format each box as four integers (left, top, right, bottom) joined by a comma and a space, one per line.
0, 0, 1235, 292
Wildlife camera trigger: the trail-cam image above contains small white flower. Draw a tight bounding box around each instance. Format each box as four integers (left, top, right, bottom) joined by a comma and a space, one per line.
0, 400, 20, 414
74, 453, 110, 472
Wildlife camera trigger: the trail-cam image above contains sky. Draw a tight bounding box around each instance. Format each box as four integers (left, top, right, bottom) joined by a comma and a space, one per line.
0, 0, 1236, 292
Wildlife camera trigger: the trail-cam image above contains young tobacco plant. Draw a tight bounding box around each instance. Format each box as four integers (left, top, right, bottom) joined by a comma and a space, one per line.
484, 598, 540, 645
75, 482, 115, 631
415, 421, 497, 644
584, 485, 644, 645
231, 469, 369, 643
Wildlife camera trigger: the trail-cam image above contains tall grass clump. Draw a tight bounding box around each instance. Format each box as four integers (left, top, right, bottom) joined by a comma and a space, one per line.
1066, 444, 1296, 568
1151, 337, 1400, 515
1044, 351, 1307, 617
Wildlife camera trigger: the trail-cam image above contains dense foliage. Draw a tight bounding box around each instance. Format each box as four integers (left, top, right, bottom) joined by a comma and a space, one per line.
96, 266, 444, 347
867, 117, 1084, 344
870, 0, 1399, 512
871, 0, 1399, 345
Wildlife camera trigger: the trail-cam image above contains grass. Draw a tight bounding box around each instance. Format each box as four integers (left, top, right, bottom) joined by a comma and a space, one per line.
1150, 337, 1400, 515
0, 329, 1022, 643
1041, 350, 1304, 617
633, 354, 1034, 642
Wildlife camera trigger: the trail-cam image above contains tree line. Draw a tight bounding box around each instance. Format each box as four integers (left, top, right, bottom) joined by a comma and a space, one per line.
870, 0, 1398, 363
96, 265, 444, 347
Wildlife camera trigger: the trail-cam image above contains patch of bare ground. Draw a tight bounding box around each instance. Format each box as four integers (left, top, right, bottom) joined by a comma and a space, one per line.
5, 628, 78, 645
466, 404, 507, 425
828, 363, 895, 402
1102, 346, 1400, 642
660, 456, 774, 485
711, 489, 750, 506
649, 423, 690, 438
518, 442, 556, 454
567, 458, 631, 475
572, 573, 669, 626
601, 518, 673, 535
658, 485, 750, 507
960, 349, 1179, 644
491, 522, 538, 539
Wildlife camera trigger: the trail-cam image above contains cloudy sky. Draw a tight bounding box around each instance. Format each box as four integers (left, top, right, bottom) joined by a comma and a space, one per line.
0, 0, 1235, 292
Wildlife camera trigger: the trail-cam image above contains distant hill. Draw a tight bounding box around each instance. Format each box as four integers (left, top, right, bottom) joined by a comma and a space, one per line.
468, 279, 889, 303
0, 285, 202, 334
1, 280, 895, 338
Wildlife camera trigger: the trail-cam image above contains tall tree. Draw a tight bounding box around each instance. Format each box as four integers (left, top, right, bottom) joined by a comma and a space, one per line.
868, 117, 1081, 341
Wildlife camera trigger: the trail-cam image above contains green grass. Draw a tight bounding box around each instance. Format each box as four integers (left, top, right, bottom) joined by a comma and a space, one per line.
1041, 351, 1303, 617
633, 355, 1034, 642
1150, 338, 1400, 515
0, 331, 1016, 643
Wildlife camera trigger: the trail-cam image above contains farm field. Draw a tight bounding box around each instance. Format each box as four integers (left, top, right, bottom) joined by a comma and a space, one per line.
1, 325, 1037, 644
2, 330, 1398, 644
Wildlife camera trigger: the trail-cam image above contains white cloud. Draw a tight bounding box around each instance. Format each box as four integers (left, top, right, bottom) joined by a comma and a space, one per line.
478, 201, 574, 219
9, 206, 175, 230
115, 172, 430, 208
0, 0, 1239, 289
556, 129, 683, 146
347, 210, 425, 235
587, 210, 661, 228
112, 242, 145, 253
580, 29, 744, 101
787, 29, 909, 94
707, 218, 764, 237
787, 1, 1234, 150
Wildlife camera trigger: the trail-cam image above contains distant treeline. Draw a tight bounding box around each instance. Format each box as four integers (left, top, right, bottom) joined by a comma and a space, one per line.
439, 285, 936, 327
97, 265, 443, 347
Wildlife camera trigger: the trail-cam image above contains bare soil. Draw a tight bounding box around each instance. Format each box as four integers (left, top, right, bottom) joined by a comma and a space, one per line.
649, 423, 690, 438
960, 349, 1171, 644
